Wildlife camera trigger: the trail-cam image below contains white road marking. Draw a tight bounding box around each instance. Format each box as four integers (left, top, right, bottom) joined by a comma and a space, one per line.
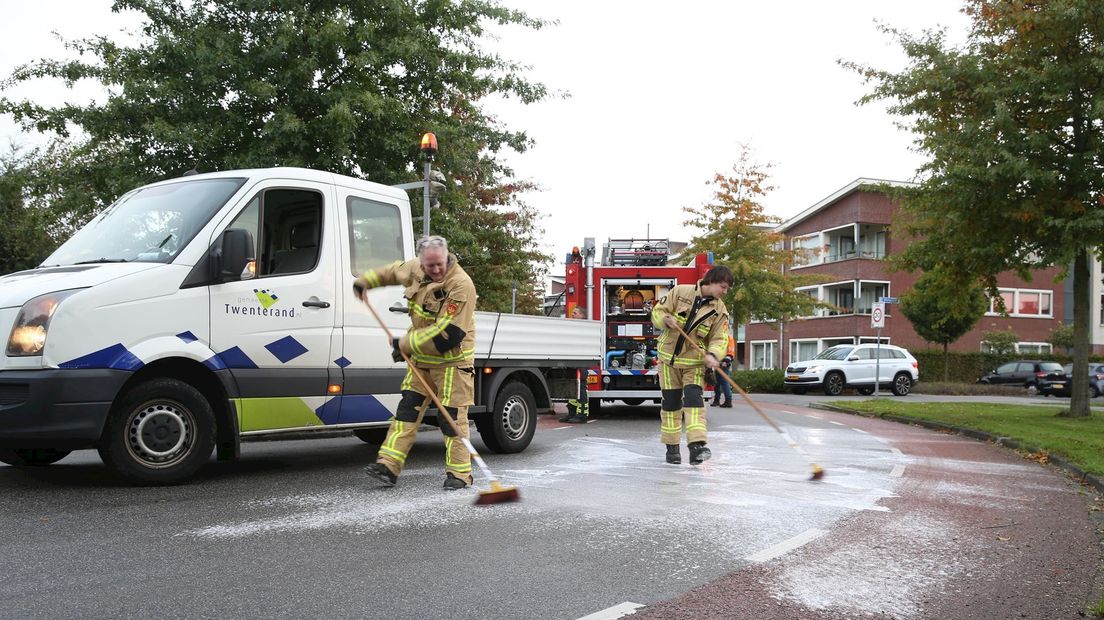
852, 428, 869, 434
828, 420, 845, 426
746, 528, 827, 563
890, 464, 906, 478
577, 602, 645, 620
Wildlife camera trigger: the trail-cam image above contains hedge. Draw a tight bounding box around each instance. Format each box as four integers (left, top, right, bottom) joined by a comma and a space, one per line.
911, 349, 1104, 384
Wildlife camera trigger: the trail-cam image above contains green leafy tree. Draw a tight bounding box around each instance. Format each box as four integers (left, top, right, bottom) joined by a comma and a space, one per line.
899, 273, 988, 381
0, 0, 552, 310
1047, 323, 1076, 354
677, 145, 829, 329
0, 146, 55, 274
981, 328, 1019, 357
846, 1, 1104, 417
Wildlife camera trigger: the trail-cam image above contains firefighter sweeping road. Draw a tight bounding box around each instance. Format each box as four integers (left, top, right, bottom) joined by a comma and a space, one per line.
1, 399, 1100, 619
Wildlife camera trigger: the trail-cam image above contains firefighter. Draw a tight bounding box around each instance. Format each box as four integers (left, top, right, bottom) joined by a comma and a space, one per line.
354, 235, 478, 491
559, 306, 590, 423
651, 265, 733, 465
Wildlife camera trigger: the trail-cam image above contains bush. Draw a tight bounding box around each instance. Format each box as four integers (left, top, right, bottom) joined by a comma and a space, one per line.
909, 349, 1104, 384
731, 369, 785, 393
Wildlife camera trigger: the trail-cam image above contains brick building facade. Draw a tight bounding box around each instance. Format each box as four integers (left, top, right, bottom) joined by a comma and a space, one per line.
742, 179, 1067, 369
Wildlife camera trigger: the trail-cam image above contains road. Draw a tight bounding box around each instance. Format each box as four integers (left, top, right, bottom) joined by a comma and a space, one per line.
1, 395, 1100, 619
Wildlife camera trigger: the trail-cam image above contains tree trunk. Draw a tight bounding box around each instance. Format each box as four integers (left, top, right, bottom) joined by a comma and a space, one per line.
943, 341, 950, 382
1066, 248, 1091, 418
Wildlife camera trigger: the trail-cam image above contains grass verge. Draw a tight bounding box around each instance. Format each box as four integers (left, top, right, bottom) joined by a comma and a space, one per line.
830, 400, 1104, 478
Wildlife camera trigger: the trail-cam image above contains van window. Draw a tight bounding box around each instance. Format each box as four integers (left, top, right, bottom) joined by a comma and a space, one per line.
227, 188, 324, 277
348, 197, 403, 275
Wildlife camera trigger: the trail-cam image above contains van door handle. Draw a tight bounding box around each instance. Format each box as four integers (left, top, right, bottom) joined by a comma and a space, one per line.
389, 303, 408, 314
302, 299, 330, 308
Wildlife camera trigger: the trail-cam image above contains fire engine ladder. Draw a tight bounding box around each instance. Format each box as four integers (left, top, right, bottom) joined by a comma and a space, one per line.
604, 238, 670, 266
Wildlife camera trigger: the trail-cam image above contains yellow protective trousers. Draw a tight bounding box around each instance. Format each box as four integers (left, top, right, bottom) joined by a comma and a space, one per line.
376, 365, 475, 484
658, 363, 708, 445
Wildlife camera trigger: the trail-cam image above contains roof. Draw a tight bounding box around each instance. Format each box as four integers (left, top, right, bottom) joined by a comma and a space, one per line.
776, 177, 915, 233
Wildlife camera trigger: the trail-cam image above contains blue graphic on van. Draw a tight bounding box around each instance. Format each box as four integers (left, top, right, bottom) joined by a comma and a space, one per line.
60, 343, 144, 371
176, 331, 198, 343
314, 394, 393, 425
334, 356, 351, 368
265, 336, 308, 363
214, 346, 258, 369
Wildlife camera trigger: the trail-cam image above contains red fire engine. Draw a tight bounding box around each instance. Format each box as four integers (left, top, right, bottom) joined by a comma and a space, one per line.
562, 238, 714, 414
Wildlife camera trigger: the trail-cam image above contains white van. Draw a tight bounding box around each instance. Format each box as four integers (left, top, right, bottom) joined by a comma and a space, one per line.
0, 168, 600, 483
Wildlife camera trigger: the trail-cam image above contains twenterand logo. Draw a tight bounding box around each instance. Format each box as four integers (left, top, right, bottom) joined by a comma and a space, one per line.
224, 288, 296, 318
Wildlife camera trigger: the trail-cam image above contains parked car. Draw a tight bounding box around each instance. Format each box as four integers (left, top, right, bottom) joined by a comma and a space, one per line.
784, 343, 920, 396
1038, 363, 1104, 398
976, 360, 1064, 395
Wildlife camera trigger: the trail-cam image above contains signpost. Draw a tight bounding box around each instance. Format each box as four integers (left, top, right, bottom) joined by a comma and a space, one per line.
871, 302, 885, 396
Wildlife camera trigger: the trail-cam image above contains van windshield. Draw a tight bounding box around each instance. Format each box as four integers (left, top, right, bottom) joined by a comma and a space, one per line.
42, 178, 246, 266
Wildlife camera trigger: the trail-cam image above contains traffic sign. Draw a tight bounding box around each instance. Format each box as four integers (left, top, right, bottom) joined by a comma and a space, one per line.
880, 296, 898, 303
871, 302, 885, 328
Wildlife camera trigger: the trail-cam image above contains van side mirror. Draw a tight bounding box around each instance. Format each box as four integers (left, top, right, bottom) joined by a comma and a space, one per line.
847, 355, 859, 361
217, 228, 255, 282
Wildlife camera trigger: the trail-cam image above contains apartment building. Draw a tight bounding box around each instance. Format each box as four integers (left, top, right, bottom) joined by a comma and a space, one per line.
742, 178, 1068, 369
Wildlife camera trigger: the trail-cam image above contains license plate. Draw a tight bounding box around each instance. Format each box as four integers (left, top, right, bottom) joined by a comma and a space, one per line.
1052, 383, 1064, 389
787, 375, 800, 381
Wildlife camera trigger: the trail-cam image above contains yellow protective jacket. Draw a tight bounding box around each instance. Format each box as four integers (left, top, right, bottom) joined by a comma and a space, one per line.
359, 254, 477, 367
651, 282, 730, 367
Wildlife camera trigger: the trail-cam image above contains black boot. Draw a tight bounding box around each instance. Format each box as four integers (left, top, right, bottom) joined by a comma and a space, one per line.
443, 472, 469, 490
364, 462, 397, 486
688, 441, 712, 465
665, 444, 681, 465
720, 399, 732, 408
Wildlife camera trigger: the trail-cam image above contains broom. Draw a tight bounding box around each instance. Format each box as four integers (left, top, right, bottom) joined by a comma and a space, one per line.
669, 321, 825, 481
361, 296, 520, 504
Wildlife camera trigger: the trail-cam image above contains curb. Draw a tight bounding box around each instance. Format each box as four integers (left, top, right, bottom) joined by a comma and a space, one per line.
810, 402, 1104, 495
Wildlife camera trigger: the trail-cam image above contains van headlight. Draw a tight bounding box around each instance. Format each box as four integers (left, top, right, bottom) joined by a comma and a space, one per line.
6, 289, 83, 357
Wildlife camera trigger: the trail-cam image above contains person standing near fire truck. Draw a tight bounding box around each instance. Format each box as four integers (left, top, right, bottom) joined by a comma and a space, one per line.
651, 265, 733, 465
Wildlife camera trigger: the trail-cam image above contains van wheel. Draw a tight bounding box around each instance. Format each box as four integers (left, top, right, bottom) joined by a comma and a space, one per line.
98, 378, 215, 485
588, 398, 603, 416
621, 398, 645, 406
823, 372, 845, 396
0, 448, 71, 466
892, 373, 913, 396
353, 428, 389, 445
476, 382, 536, 454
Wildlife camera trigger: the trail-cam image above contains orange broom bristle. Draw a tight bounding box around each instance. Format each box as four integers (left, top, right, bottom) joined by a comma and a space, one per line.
810, 465, 826, 481
474, 487, 520, 505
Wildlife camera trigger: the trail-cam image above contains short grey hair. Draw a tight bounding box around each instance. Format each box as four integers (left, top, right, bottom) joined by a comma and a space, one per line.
417, 235, 448, 256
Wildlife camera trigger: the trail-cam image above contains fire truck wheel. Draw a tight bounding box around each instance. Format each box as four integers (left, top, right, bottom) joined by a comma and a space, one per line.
353, 428, 389, 445
98, 378, 216, 485
588, 398, 603, 416
477, 382, 537, 454
621, 398, 645, 407
0, 448, 71, 466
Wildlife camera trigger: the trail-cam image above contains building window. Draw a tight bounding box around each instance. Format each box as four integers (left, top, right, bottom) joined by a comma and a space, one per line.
751, 341, 776, 369
987, 288, 1053, 318
790, 340, 819, 363
791, 234, 819, 267
1015, 342, 1052, 354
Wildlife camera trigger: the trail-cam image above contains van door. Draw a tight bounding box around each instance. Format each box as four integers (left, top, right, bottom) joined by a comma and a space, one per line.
333, 188, 413, 424
209, 181, 340, 432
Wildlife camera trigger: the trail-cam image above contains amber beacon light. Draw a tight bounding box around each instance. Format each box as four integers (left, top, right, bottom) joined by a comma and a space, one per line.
420, 132, 438, 157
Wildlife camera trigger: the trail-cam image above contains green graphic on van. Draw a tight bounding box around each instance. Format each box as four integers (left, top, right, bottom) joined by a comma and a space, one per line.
254, 289, 279, 308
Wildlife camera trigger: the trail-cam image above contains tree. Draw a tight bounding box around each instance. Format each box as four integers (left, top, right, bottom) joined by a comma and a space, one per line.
899, 273, 988, 381
677, 145, 829, 330
981, 328, 1019, 357
1047, 323, 1076, 354
0, 0, 552, 311
846, 1, 1104, 417
0, 146, 55, 274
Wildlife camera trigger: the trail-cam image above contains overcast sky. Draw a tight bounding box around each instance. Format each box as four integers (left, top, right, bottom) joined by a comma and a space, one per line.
0, 1, 970, 270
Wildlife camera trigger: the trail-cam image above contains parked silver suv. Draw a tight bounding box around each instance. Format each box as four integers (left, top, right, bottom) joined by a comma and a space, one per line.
784, 343, 920, 396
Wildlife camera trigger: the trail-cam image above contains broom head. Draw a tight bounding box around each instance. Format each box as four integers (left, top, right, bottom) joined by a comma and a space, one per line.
473, 480, 520, 506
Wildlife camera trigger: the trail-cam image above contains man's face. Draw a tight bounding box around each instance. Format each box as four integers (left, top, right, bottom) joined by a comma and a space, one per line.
421, 247, 448, 282
703, 281, 730, 298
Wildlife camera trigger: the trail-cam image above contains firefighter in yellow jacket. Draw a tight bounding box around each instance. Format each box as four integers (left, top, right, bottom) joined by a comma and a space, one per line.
353, 235, 477, 490
651, 265, 733, 465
